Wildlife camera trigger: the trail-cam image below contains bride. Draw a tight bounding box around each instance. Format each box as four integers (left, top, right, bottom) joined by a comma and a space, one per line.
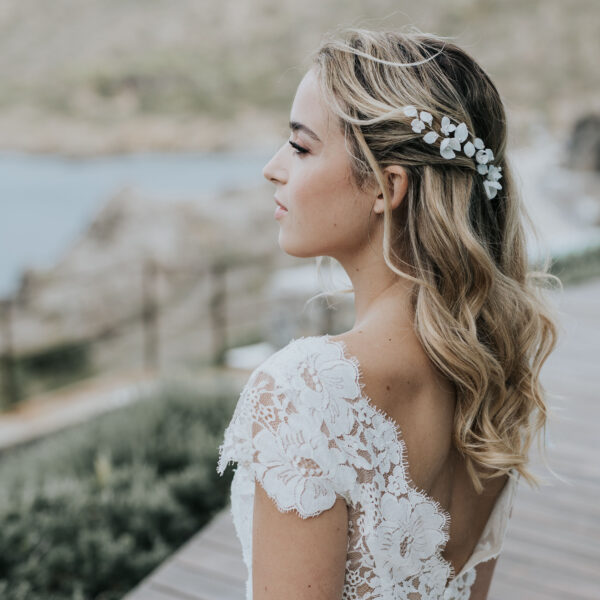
218, 26, 560, 600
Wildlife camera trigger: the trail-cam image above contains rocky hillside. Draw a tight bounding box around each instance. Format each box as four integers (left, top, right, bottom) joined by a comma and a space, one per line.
7, 183, 295, 361
0, 0, 598, 154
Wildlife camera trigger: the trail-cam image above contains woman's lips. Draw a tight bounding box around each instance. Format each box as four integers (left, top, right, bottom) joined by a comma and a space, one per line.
274, 197, 288, 219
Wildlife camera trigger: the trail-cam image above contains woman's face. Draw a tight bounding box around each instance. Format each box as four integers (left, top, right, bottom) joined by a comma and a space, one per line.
262, 68, 378, 261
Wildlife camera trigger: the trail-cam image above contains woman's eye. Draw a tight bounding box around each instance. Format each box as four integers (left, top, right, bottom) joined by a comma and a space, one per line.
288, 140, 309, 155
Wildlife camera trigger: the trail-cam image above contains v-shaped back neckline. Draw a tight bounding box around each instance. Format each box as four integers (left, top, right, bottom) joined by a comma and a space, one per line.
294, 333, 457, 583
293, 333, 517, 585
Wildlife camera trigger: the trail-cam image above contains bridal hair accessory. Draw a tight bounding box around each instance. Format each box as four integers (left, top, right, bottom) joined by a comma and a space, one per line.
403, 106, 503, 200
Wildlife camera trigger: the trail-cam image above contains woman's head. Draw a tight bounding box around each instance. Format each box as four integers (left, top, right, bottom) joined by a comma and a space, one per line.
266, 27, 561, 492
310, 29, 511, 278
262, 67, 408, 262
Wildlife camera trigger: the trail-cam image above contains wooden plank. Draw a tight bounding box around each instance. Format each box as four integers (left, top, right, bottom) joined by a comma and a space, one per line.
492, 551, 600, 600
510, 503, 600, 540
501, 528, 600, 578
489, 572, 561, 600
199, 507, 240, 540
197, 527, 245, 554
176, 542, 247, 582
152, 561, 245, 600
125, 583, 193, 600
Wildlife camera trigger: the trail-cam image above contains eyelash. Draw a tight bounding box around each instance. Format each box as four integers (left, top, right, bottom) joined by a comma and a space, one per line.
288, 140, 309, 155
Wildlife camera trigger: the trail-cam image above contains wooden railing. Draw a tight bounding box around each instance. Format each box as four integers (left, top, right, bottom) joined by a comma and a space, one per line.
0, 251, 283, 409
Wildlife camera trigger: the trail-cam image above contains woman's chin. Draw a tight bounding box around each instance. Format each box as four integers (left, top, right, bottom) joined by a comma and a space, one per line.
277, 233, 320, 259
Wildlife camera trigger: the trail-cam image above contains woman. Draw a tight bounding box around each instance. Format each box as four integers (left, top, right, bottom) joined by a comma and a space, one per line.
217, 27, 560, 600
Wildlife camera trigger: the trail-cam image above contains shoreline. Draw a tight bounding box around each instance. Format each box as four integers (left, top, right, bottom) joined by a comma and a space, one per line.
0, 106, 284, 159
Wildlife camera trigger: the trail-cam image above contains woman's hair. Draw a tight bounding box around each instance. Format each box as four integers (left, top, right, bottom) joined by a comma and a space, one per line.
306, 27, 562, 493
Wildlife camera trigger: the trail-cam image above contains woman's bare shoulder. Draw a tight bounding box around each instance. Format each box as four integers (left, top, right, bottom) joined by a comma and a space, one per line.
328, 326, 456, 487
328, 324, 453, 406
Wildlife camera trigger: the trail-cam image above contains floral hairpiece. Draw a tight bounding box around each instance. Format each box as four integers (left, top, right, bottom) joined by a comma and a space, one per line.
402, 105, 503, 200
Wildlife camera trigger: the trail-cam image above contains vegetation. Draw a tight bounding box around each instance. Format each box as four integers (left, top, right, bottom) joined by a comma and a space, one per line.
549, 243, 600, 285
0, 376, 238, 600
0, 340, 95, 408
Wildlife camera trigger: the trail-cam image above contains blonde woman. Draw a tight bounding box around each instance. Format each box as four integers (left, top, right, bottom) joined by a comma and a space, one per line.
217, 27, 559, 600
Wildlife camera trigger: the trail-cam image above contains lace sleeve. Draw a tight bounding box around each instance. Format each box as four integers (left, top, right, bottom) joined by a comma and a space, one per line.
217, 365, 357, 519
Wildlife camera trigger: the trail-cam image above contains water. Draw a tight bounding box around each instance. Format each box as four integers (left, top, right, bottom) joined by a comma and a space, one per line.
0, 149, 273, 297
2, 141, 598, 298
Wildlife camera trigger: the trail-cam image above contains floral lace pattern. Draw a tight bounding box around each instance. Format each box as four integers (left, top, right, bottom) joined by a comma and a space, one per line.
217, 335, 518, 600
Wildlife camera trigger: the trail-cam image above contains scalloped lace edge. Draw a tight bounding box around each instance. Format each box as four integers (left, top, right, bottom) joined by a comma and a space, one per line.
309, 333, 457, 583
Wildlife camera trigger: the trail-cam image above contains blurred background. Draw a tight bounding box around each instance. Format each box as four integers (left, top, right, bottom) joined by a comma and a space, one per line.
0, 1, 599, 599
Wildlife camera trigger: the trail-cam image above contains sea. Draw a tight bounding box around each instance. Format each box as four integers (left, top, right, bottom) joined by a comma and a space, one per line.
0, 149, 273, 297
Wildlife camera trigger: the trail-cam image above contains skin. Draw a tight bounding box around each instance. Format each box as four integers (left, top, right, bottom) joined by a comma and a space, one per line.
256, 66, 506, 599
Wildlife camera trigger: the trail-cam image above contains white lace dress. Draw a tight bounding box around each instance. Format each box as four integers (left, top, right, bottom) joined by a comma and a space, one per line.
216, 335, 518, 600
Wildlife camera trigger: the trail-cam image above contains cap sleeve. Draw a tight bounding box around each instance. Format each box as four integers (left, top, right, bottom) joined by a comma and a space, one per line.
217, 344, 359, 519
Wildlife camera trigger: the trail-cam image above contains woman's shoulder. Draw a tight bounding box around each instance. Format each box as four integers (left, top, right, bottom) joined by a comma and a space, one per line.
246, 333, 364, 396
226, 334, 366, 447
327, 327, 456, 490
327, 327, 456, 418
217, 333, 366, 515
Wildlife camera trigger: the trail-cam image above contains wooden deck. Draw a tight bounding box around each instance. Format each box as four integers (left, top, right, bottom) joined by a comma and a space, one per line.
124, 276, 600, 600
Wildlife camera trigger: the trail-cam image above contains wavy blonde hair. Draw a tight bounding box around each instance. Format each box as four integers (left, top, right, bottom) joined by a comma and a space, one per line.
306, 27, 562, 492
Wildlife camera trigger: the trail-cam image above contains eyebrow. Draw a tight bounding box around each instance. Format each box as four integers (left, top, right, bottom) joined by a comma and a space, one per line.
289, 120, 322, 143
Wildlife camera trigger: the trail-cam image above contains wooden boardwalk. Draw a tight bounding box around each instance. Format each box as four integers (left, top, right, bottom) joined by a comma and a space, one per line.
124, 276, 600, 600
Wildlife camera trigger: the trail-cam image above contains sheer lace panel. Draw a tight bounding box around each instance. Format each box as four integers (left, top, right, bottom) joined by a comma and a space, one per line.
217, 335, 518, 600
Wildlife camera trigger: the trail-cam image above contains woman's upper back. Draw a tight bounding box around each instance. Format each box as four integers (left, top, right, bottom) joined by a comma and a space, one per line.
329, 327, 513, 588
217, 332, 518, 599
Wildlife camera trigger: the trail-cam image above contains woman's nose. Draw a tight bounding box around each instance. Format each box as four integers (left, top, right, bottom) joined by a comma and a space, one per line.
262, 144, 287, 184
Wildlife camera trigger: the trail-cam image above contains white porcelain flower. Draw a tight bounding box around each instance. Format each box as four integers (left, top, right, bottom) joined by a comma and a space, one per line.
463, 141, 475, 157
410, 110, 433, 133
475, 149, 490, 165
440, 116, 456, 136
440, 136, 461, 159
454, 122, 469, 143
419, 110, 433, 125
402, 107, 503, 199
411, 118, 426, 133
423, 131, 439, 144
483, 179, 502, 199
487, 164, 502, 181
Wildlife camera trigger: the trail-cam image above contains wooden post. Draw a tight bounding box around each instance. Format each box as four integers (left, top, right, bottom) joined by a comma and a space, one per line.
320, 295, 334, 336
141, 258, 159, 372
209, 259, 227, 366
0, 298, 20, 408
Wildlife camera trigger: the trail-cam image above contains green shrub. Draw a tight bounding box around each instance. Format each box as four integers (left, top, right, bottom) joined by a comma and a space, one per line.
0, 376, 239, 600
1, 340, 94, 408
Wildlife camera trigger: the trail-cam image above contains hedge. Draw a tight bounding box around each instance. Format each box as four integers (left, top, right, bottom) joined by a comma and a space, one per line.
0, 376, 239, 600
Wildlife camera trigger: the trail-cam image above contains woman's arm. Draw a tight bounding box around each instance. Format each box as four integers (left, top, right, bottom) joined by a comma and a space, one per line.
252, 480, 349, 600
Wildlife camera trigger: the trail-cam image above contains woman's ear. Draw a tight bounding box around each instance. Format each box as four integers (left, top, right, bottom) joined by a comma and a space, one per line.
374, 165, 408, 215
